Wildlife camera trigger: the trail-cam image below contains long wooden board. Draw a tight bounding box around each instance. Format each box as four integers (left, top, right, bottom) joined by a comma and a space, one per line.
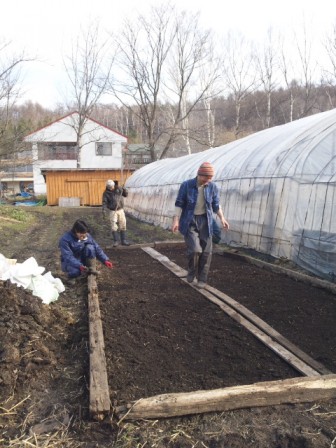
214, 249, 336, 295
205, 284, 331, 375
88, 272, 111, 419
120, 374, 336, 419
143, 246, 330, 374
141, 247, 323, 377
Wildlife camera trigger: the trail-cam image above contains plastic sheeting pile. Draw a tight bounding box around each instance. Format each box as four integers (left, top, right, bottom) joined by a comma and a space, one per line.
0, 254, 65, 304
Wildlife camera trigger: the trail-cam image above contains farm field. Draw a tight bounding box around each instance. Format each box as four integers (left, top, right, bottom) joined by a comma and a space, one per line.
0, 206, 335, 447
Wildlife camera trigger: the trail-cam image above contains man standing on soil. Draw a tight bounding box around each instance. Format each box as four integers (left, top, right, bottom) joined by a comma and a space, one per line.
102, 179, 130, 247
171, 162, 229, 289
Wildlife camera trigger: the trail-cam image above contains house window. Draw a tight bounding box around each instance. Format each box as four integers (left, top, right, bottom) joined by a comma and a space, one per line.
96, 142, 113, 156
38, 142, 77, 160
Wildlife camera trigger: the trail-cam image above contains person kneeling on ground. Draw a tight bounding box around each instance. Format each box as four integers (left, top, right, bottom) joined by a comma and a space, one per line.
59, 219, 113, 285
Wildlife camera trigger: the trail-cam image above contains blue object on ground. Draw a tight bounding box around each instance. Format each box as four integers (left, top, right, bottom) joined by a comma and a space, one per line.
14, 201, 38, 206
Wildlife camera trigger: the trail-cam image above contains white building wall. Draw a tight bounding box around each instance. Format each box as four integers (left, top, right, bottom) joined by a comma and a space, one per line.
26, 113, 127, 194
80, 141, 123, 169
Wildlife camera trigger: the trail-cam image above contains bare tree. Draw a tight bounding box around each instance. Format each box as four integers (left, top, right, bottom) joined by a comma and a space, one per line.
159, 10, 219, 158
279, 34, 299, 122
0, 39, 30, 156
0, 39, 34, 194
294, 20, 319, 117
108, 3, 175, 161
109, 4, 219, 160
322, 21, 336, 108
221, 32, 258, 139
63, 21, 114, 167
255, 28, 279, 128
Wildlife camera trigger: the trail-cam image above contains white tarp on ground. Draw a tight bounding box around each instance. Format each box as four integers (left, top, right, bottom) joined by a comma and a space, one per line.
125, 108, 336, 281
0, 254, 65, 304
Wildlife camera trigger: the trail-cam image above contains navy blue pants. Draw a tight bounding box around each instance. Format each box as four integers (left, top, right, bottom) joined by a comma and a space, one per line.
64, 243, 96, 278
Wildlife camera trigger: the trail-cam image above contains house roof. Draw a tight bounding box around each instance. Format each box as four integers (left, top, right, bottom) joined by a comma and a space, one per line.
24, 111, 128, 140
127, 144, 151, 153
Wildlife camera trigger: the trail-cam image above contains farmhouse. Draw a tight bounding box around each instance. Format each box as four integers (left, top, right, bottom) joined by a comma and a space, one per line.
24, 111, 129, 205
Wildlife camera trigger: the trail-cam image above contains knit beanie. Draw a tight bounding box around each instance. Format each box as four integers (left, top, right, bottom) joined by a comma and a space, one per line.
197, 162, 215, 177
106, 179, 115, 187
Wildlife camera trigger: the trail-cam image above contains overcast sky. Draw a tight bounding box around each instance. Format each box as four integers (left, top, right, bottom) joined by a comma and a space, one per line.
1, 0, 335, 108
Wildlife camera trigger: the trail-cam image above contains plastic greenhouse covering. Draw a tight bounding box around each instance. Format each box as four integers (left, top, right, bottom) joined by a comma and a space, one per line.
125, 108, 336, 281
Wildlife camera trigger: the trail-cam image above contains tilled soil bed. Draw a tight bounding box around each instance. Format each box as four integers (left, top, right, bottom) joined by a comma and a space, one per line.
99, 246, 299, 404
0, 206, 336, 447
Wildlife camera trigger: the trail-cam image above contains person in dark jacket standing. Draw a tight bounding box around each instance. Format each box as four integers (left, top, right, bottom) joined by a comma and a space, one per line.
171, 162, 229, 289
59, 220, 113, 284
102, 179, 130, 246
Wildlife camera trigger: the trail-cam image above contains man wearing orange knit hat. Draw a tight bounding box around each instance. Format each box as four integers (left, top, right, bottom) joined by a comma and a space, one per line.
172, 161, 229, 289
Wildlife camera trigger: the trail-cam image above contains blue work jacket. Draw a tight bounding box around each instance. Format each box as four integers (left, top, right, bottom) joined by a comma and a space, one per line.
59, 231, 108, 274
175, 177, 220, 236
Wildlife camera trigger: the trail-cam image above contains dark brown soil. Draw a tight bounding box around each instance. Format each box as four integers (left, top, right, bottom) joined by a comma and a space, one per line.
99, 247, 299, 404
1, 206, 336, 447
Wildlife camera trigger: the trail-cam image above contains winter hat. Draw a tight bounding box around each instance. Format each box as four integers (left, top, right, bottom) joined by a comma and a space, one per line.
197, 162, 215, 177
106, 179, 115, 187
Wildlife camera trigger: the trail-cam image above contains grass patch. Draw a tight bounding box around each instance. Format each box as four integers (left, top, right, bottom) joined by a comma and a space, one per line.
0, 205, 34, 229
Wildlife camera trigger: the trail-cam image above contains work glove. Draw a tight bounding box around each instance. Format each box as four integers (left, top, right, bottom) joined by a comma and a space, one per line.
104, 260, 113, 269
80, 265, 88, 273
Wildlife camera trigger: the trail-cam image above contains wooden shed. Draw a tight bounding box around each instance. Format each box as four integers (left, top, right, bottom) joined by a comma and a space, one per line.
42, 169, 133, 206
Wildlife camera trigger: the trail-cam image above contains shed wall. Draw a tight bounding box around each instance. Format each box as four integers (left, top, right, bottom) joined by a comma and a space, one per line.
45, 170, 132, 206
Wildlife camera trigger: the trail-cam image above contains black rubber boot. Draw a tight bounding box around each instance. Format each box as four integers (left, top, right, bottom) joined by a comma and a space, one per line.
112, 231, 120, 247
120, 230, 130, 246
187, 253, 199, 283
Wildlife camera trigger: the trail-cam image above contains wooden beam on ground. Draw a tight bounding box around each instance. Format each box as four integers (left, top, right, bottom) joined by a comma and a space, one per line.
143, 246, 330, 373
105, 240, 184, 251
215, 249, 336, 295
88, 268, 111, 419
119, 374, 336, 420
142, 246, 187, 277
205, 284, 331, 375
195, 288, 320, 376
141, 247, 323, 377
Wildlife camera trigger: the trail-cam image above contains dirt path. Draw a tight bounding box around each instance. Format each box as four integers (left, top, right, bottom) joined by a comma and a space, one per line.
0, 206, 336, 447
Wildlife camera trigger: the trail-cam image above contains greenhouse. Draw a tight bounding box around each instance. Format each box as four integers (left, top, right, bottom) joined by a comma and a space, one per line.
125, 108, 336, 281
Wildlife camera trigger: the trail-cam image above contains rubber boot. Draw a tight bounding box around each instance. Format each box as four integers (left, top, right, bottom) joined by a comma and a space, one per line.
187, 253, 199, 283
120, 230, 130, 246
112, 231, 120, 247
197, 251, 212, 287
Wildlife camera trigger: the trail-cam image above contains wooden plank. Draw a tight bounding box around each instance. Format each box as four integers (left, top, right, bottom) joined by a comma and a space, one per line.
154, 240, 184, 247
141, 247, 321, 377
215, 249, 336, 295
145, 246, 330, 373
88, 272, 111, 419
142, 246, 187, 277
120, 374, 336, 420
195, 287, 320, 376
104, 241, 184, 251
205, 285, 332, 375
